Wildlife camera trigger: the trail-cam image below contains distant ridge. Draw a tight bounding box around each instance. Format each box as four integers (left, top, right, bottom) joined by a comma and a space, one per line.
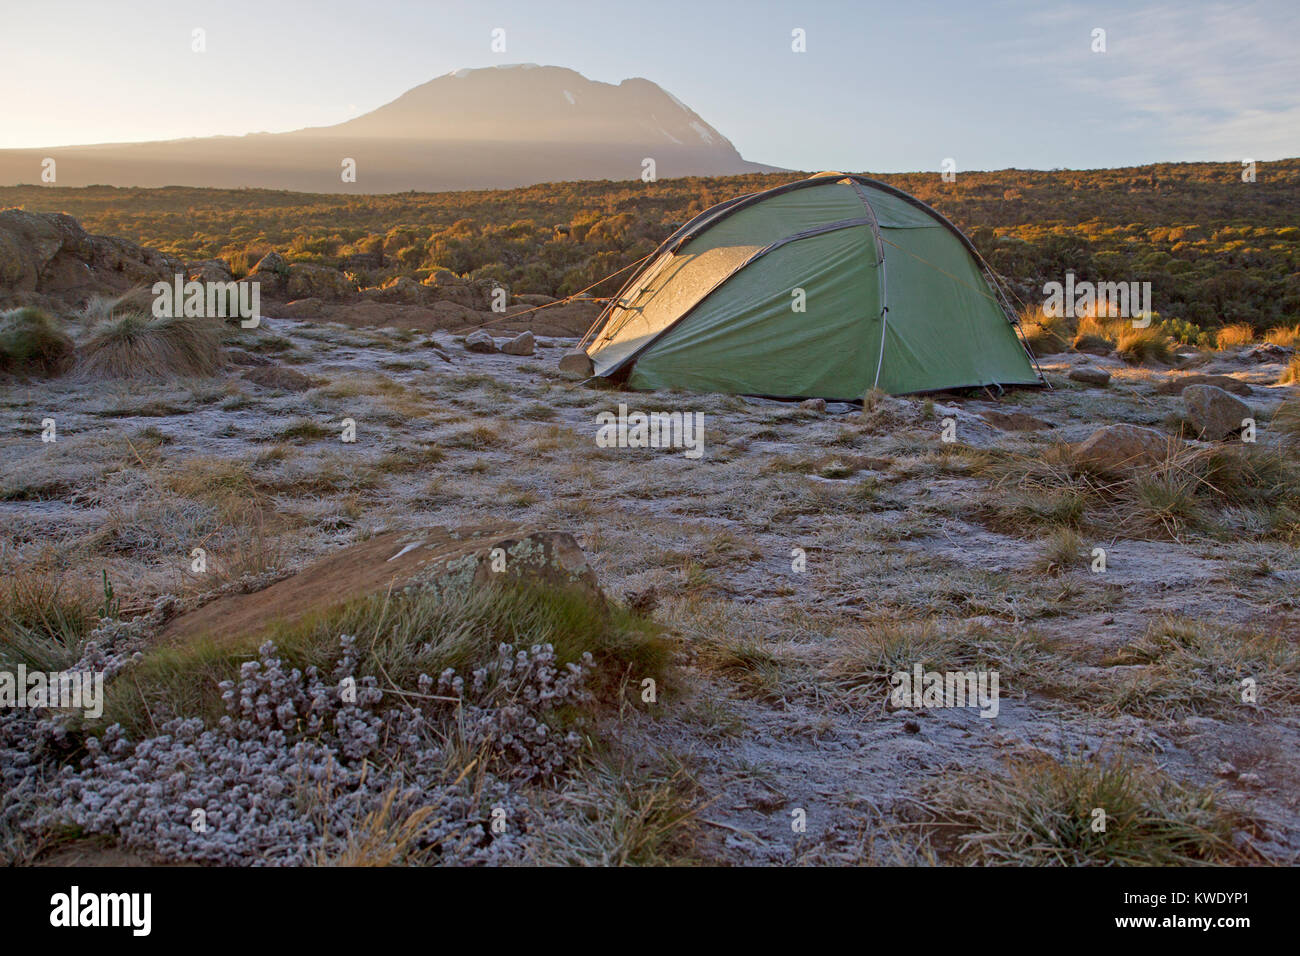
0, 65, 778, 193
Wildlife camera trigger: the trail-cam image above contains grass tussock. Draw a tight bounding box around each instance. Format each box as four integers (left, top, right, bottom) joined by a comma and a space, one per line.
1214, 323, 1255, 350
1264, 324, 1300, 348
0, 307, 74, 377
1100, 616, 1300, 720
824, 620, 1074, 709
0, 572, 102, 671
75, 312, 225, 381
1071, 314, 1126, 353
1277, 356, 1300, 386
923, 753, 1253, 865
1034, 526, 1086, 574
1116, 326, 1174, 365
1019, 308, 1072, 356
1273, 399, 1300, 445
523, 757, 704, 865
981, 440, 1300, 541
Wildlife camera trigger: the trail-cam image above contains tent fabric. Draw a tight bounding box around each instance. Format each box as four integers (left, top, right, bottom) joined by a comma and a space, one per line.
584, 173, 1041, 400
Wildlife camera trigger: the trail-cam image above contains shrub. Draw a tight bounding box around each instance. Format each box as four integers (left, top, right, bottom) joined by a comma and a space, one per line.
1116, 326, 1173, 365
75, 312, 224, 381
1160, 316, 1211, 348
0, 307, 74, 377
1215, 323, 1255, 349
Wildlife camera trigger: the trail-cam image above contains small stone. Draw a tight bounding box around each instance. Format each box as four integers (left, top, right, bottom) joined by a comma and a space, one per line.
501, 331, 535, 356
558, 350, 593, 375
464, 330, 496, 353
1069, 366, 1111, 386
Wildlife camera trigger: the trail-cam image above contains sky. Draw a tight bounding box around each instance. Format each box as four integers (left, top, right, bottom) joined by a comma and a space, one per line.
2, 0, 1297, 171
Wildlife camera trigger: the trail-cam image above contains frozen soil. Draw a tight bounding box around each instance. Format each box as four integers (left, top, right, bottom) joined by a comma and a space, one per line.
2, 319, 1298, 864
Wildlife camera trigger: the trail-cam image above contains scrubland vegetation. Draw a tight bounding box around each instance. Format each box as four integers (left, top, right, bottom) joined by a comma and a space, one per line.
4, 158, 1298, 333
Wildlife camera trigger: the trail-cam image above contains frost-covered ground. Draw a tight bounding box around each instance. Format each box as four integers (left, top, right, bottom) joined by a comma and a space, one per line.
2, 316, 1298, 865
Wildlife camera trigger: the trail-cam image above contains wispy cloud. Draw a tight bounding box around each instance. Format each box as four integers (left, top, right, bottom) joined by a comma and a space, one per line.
1018, 1, 1300, 160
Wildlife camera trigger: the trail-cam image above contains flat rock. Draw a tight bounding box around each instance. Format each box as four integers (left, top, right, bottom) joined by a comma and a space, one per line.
1242, 344, 1294, 364
1068, 366, 1111, 386
464, 329, 497, 353
159, 525, 603, 647
1153, 373, 1251, 396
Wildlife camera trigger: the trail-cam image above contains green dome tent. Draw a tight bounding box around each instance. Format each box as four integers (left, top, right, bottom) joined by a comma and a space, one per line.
579, 173, 1043, 400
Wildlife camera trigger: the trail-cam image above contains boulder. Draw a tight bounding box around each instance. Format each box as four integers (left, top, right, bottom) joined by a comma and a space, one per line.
501, 330, 535, 356
1242, 344, 1294, 364
285, 263, 355, 301
368, 275, 426, 305
514, 293, 557, 306
558, 350, 593, 375
1069, 366, 1111, 386
426, 280, 486, 310
250, 252, 288, 275
1183, 384, 1250, 441
0, 209, 182, 302
157, 525, 604, 647
464, 330, 497, 353
1073, 424, 1172, 473
186, 259, 234, 284
278, 297, 325, 319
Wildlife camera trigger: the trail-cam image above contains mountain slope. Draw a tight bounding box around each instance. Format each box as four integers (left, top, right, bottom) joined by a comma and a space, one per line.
0, 65, 774, 193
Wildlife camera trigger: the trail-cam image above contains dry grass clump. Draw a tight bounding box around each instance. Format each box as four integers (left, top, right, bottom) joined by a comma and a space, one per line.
1101, 616, 1300, 720
1274, 399, 1300, 445
0, 572, 103, 671
523, 757, 704, 865
1264, 324, 1300, 348
1034, 526, 1085, 574
75, 312, 225, 381
1214, 323, 1255, 350
921, 753, 1252, 865
77, 287, 156, 325
1019, 308, 1072, 356
1071, 314, 1125, 353
0, 307, 74, 377
1115, 326, 1173, 365
1278, 356, 1300, 386
982, 440, 1299, 540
